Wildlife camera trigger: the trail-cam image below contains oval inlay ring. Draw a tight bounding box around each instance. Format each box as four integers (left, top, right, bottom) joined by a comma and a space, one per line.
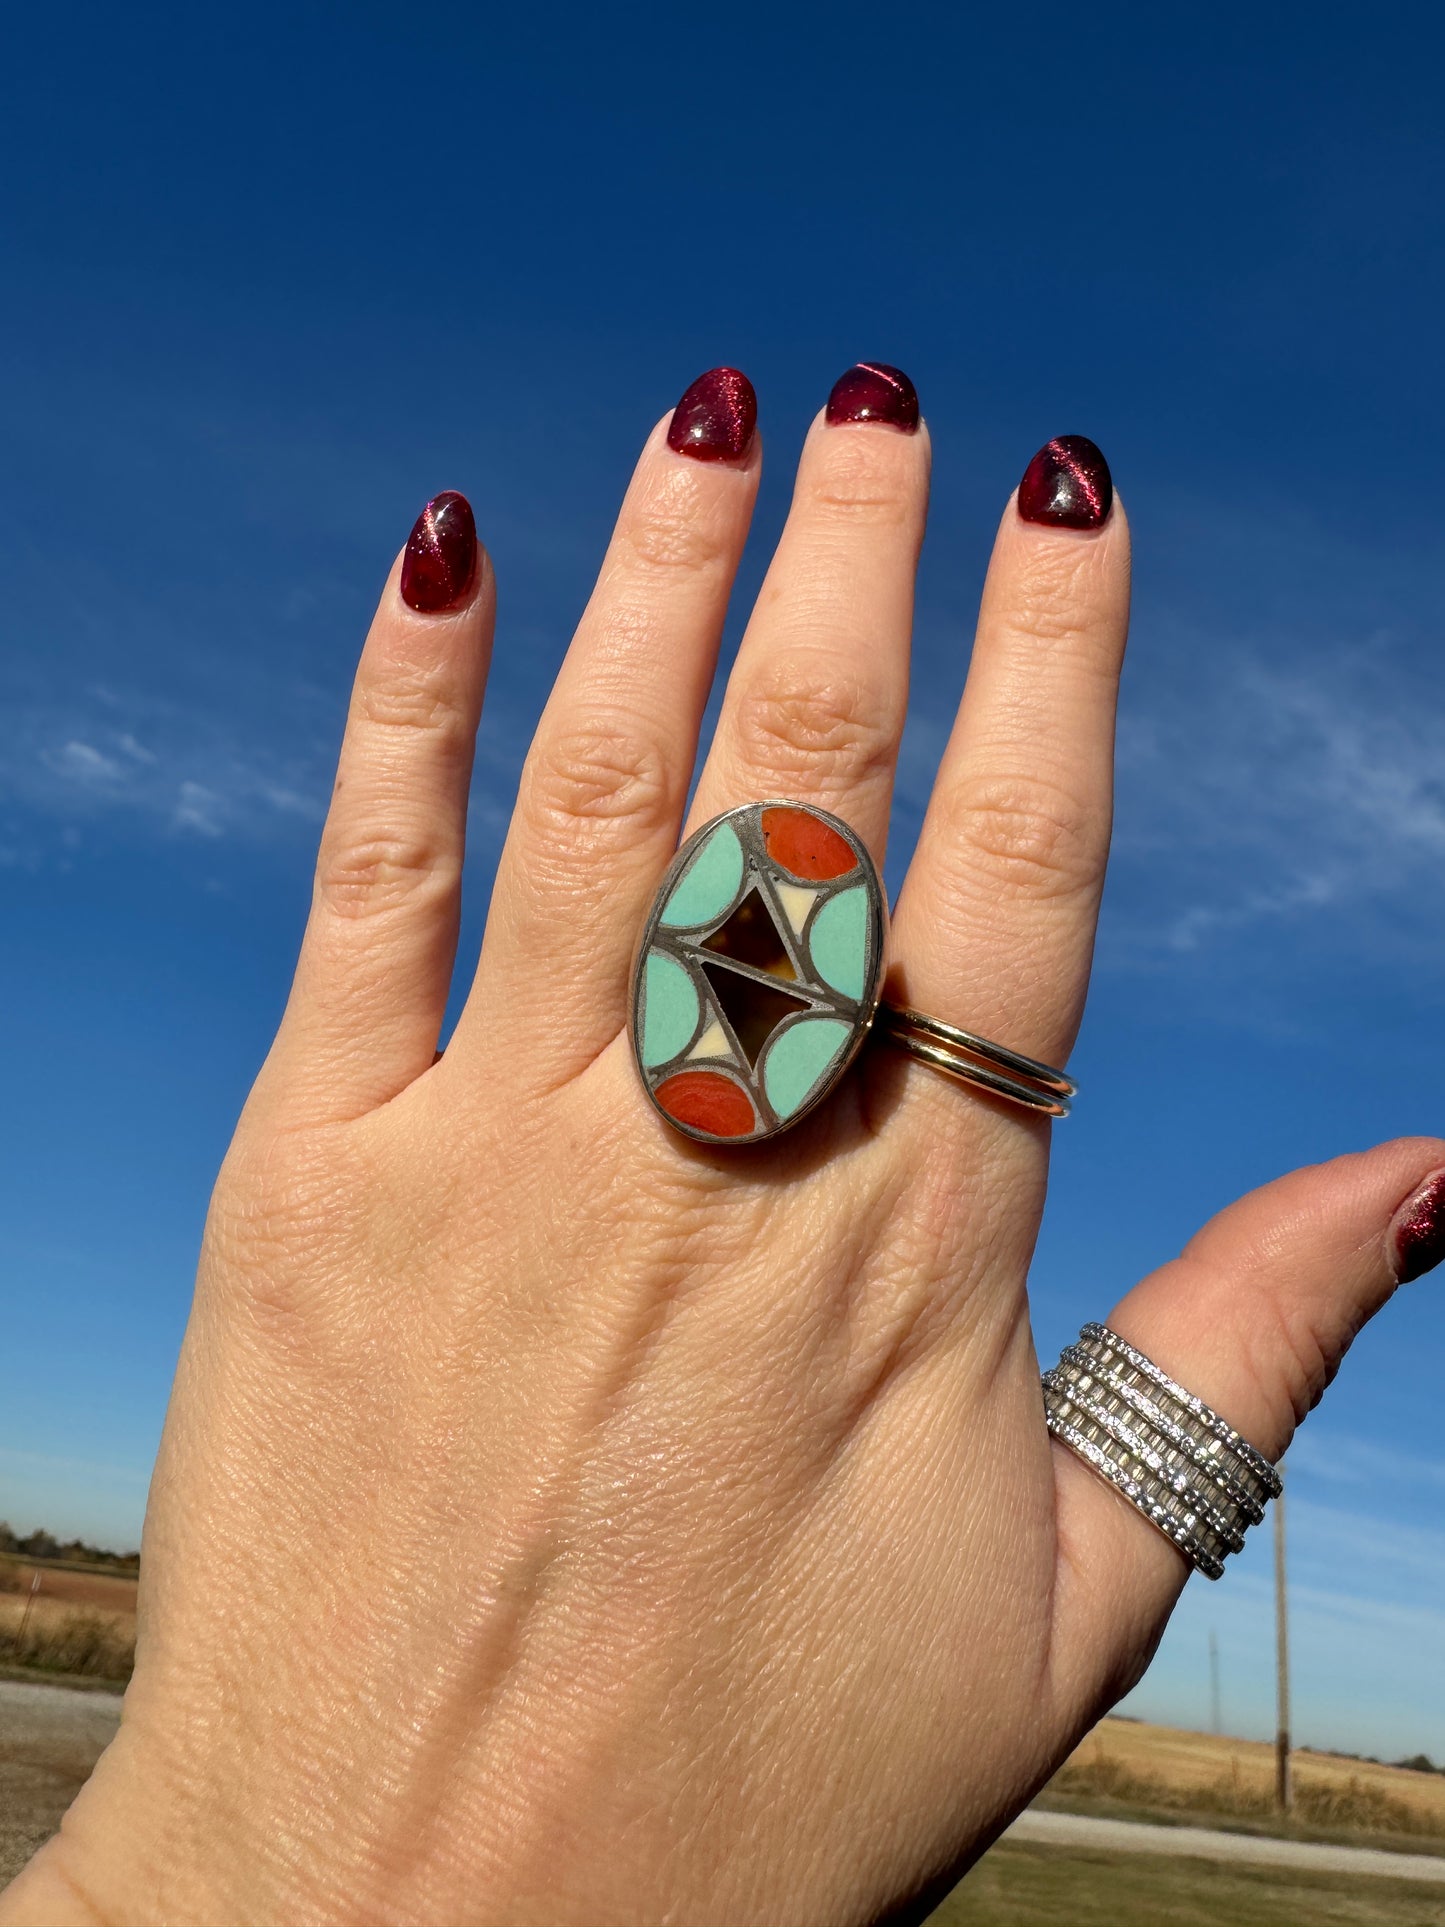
630, 801, 888, 1145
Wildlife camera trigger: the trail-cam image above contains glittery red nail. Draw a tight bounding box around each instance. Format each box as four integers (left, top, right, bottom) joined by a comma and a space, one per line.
1391, 1169, 1445, 1283
400, 492, 477, 612
826, 363, 919, 432
1018, 436, 1113, 529
667, 368, 757, 463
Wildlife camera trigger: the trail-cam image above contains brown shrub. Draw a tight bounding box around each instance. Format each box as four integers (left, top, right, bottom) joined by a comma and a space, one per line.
0, 1597, 134, 1681
1053, 1750, 1441, 1840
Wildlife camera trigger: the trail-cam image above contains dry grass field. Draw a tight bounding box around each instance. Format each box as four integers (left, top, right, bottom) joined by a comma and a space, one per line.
1045, 1717, 1445, 1851
1, 1565, 138, 1615
0, 1560, 136, 1684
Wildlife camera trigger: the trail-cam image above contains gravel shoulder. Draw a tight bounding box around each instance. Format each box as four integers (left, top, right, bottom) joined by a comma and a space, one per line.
1006, 1808, 1445, 1886
0, 1678, 122, 1885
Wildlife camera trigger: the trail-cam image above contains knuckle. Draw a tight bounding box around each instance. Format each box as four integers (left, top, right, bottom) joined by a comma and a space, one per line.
204, 1134, 372, 1356
1261, 1278, 1340, 1423
804, 438, 917, 530
353, 665, 472, 751
316, 831, 458, 920
617, 483, 733, 579
734, 659, 895, 791
524, 715, 674, 839
1004, 546, 1119, 649
948, 771, 1098, 903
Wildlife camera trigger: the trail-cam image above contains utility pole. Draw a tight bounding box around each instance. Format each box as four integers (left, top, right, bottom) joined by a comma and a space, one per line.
1209, 1627, 1222, 1736
1274, 1474, 1292, 1812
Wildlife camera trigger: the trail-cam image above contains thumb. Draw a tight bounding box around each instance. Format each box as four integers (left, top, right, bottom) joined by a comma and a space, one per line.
1044, 1135, 1445, 1729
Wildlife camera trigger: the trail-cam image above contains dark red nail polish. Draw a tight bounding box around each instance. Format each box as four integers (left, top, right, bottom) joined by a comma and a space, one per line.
826, 362, 919, 432
667, 367, 757, 463
401, 492, 477, 612
1018, 436, 1113, 529
1392, 1170, 1445, 1282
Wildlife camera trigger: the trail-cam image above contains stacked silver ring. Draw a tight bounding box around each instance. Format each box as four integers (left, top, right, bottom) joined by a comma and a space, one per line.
1043, 1323, 1282, 1581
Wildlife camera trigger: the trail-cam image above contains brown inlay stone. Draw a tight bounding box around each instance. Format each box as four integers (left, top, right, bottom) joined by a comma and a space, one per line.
701, 962, 810, 1067
702, 889, 796, 977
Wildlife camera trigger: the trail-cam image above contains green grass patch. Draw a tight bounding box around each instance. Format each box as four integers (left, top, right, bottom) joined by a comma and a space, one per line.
932, 1841, 1445, 1927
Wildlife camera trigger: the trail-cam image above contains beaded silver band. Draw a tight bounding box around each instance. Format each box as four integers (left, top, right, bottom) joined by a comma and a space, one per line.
1043, 1322, 1281, 1581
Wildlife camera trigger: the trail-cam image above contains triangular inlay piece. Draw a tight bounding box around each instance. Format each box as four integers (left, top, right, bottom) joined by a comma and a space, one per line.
687, 1019, 732, 1061
701, 961, 810, 1068
701, 887, 796, 979
774, 882, 819, 937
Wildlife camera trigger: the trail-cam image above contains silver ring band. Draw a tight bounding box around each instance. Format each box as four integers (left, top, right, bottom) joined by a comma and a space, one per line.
876, 1003, 1075, 1118
1043, 1323, 1281, 1581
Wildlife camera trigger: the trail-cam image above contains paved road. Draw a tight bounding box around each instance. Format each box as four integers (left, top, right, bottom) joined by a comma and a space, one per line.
1007, 1807, 1445, 1885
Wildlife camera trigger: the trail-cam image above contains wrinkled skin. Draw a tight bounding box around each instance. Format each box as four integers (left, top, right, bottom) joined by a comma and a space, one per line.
5, 395, 1438, 1927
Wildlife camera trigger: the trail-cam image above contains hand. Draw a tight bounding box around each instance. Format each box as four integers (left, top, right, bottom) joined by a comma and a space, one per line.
7, 366, 1441, 1927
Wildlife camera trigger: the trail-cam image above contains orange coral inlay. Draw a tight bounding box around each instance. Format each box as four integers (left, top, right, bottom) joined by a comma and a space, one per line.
760, 806, 857, 882
654, 1070, 757, 1138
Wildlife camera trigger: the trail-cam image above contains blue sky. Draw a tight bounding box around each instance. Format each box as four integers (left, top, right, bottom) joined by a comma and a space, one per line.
2, 6, 1443, 1758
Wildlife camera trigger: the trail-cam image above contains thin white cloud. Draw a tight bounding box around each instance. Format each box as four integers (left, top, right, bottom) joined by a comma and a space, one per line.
172, 781, 225, 837
896, 619, 1445, 979
0, 683, 334, 851
45, 739, 126, 785
1288, 1429, 1445, 1492
1291, 1506, 1445, 1598
1100, 634, 1445, 969
1163, 874, 1339, 953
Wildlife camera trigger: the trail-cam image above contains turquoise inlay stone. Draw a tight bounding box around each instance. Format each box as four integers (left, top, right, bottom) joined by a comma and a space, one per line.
808, 885, 869, 1000
641, 950, 700, 1067
660, 821, 744, 928
634, 801, 887, 1146
762, 1016, 850, 1119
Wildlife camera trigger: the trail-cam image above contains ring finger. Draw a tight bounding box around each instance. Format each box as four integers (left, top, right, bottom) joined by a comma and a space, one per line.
891, 436, 1131, 1079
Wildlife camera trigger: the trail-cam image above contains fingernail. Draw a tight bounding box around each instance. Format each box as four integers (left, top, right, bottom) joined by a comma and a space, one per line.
1017, 436, 1113, 529
401, 492, 477, 612
826, 362, 919, 433
667, 367, 757, 463
1390, 1169, 1445, 1283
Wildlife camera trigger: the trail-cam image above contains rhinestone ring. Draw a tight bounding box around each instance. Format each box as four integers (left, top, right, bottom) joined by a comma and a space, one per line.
1043, 1323, 1281, 1580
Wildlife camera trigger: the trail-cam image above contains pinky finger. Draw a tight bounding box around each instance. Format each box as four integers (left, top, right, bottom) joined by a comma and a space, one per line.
257, 493, 494, 1126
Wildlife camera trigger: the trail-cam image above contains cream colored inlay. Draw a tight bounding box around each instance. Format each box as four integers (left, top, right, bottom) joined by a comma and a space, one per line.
688, 1020, 732, 1060
775, 883, 819, 937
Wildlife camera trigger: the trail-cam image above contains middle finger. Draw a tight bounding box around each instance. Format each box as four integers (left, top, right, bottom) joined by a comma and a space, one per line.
690, 363, 929, 866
